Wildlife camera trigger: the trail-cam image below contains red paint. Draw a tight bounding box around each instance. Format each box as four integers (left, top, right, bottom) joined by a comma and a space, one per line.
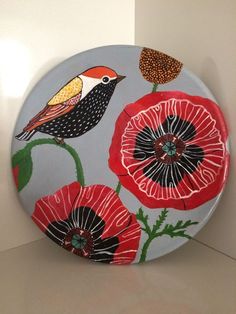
109, 91, 229, 210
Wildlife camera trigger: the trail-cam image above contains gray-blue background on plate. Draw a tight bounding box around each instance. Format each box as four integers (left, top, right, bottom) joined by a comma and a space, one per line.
11, 45, 222, 262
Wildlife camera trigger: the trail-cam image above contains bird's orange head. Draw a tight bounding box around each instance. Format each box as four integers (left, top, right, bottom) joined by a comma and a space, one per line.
81, 66, 125, 84
78, 66, 125, 99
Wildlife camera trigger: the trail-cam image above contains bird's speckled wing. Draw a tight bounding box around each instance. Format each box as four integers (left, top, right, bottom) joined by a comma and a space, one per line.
23, 77, 82, 132
48, 77, 82, 105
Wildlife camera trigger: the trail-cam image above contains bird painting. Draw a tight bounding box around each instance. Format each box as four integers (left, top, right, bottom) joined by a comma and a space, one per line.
16, 66, 125, 143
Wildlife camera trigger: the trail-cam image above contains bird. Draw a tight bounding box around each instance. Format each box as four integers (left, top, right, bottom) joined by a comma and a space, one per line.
16, 66, 125, 143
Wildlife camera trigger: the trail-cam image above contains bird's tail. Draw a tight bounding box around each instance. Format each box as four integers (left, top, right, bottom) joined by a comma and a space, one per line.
15, 130, 36, 141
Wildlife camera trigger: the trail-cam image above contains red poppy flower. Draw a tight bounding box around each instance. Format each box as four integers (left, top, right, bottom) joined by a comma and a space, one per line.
109, 91, 229, 210
32, 182, 141, 264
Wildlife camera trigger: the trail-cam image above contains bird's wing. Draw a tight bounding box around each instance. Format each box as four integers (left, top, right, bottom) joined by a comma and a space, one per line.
23, 77, 83, 132
48, 77, 83, 105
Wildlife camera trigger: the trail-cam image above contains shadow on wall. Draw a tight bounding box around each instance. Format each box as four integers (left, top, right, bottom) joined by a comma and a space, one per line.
200, 57, 227, 110
23, 57, 65, 98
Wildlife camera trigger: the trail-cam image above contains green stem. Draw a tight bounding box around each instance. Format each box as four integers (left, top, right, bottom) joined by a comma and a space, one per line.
137, 207, 197, 263
139, 229, 192, 263
115, 181, 121, 194
152, 83, 158, 93
139, 237, 153, 263
25, 138, 85, 186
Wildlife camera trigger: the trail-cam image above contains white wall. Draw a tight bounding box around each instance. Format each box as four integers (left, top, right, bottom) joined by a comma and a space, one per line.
135, 0, 236, 258
0, 0, 135, 251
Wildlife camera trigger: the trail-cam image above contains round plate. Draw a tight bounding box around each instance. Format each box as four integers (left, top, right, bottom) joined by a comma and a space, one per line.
11, 45, 229, 264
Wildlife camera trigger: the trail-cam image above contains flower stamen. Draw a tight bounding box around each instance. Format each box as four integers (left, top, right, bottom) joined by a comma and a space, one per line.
154, 133, 185, 164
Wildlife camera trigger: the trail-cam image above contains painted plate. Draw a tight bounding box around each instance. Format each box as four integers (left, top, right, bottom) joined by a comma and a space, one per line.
11, 45, 229, 264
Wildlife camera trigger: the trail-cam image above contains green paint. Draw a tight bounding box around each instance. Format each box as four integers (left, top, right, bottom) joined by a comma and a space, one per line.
71, 234, 87, 249
115, 181, 122, 194
12, 138, 85, 191
162, 141, 176, 156
12, 147, 33, 192
139, 237, 153, 263
152, 83, 158, 93
136, 207, 198, 263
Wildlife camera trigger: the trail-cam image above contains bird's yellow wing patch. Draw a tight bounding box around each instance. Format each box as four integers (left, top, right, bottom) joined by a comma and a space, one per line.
48, 77, 83, 106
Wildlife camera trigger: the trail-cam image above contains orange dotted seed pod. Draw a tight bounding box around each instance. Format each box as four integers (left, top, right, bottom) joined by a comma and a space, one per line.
139, 48, 183, 84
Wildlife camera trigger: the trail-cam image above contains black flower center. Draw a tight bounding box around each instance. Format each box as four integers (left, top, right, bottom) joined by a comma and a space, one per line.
132, 116, 204, 188
154, 133, 185, 164
46, 206, 121, 263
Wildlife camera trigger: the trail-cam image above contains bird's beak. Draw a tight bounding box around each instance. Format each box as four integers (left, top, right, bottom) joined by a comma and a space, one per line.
117, 75, 126, 83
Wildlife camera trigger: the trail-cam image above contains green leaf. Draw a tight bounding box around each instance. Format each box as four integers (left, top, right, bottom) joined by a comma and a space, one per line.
137, 207, 199, 263
152, 208, 168, 233
171, 230, 192, 239
136, 207, 152, 236
13, 138, 85, 188
136, 207, 144, 220
155, 219, 199, 240
12, 147, 33, 192
171, 220, 198, 230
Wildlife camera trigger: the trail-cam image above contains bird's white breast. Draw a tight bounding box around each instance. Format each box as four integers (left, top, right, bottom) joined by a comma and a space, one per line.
79, 75, 101, 100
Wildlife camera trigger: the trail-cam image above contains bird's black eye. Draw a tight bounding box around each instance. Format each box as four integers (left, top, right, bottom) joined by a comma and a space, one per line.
102, 76, 110, 84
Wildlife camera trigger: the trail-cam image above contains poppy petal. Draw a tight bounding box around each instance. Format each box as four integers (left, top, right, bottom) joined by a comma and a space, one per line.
91, 237, 119, 263
32, 182, 82, 232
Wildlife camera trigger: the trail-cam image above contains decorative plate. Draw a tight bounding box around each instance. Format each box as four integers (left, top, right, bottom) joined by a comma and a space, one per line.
11, 45, 229, 264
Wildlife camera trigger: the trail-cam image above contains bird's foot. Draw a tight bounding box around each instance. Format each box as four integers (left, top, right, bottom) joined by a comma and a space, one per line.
54, 137, 65, 145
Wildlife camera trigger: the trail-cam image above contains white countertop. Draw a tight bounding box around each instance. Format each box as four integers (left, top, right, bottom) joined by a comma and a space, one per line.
0, 239, 235, 314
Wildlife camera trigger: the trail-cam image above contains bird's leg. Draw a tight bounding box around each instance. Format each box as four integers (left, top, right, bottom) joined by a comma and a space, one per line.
54, 137, 65, 145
